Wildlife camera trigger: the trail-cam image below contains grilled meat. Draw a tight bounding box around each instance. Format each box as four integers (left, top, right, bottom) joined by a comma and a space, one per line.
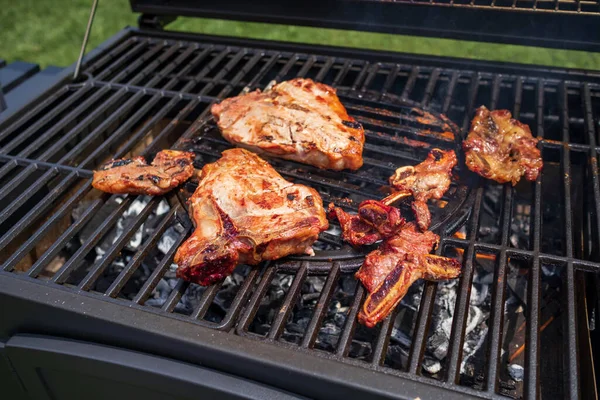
327, 200, 405, 247
389, 149, 457, 230
174, 148, 328, 286
355, 223, 461, 327
211, 78, 365, 171
462, 106, 542, 185
92, 150, 195, 195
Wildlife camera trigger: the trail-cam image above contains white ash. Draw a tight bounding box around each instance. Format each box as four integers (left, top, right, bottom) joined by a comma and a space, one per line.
158, 227, 179, 254
156, 199, 170, 215
508, 364, 524, 382
422, 357, 442, 374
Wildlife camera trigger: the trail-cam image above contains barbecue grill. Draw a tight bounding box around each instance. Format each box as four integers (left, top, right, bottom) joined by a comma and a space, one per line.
1, 1, 599, 399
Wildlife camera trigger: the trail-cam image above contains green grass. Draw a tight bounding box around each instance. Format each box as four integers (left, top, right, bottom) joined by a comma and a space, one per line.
1, 0, 599, 71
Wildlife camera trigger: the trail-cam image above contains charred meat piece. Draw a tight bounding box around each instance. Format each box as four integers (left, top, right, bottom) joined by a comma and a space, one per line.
327, 200, 405, 247
389, 149, 457, 202
462, 106, 542, 185
355, 223, 461, 327
355, 223, 438, 292
174, 148, 328, 286
389, 149, 457, 230
211, 78, 365, 171
92, 150, 195, 195
359, 252, 461, 328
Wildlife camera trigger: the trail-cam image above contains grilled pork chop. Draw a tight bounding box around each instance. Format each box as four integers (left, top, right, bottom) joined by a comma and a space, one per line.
174, 148, 328, 286
462, 106, 542, 185
92, 150, 195, 195
355, 223, 461, 327
211, 78, 365, 171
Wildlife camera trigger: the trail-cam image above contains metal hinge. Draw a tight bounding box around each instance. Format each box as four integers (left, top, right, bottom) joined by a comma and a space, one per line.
138, 14, 177, 30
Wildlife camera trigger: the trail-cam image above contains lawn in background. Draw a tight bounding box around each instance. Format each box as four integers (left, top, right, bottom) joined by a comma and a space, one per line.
1, 0, 599, 70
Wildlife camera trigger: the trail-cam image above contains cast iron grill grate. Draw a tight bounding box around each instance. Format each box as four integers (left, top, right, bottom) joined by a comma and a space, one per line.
363, 0, 600, 15
1, 33, 600, 399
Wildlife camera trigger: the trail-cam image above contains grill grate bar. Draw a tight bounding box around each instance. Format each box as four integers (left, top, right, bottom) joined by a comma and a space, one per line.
214, 268, 261, 330
0, 86, 76, 144
1, 178, 98, 272
485, 185, 513, 393
161, 278, 190, 313
314, 57, 335, 82
59, 92, 163, 166
0, 154, 93, 177
268, 263, 308, 340
401, 67, 420, 100
132, 226, 189, 305
336, 284, 365, 357
0, 169, 77, 234
212, 53, 263, 98
22, 188, 103, 278
485, 76, 514, 393
331, 60, 352, 88
446, 73, 481, 383
560, 82, 581, 400
446, 187, 483, 383
407, 281, 438, 374
124, 99, 203, 163
78, 198, 159, 290
524, 78, 545, 400
441, 237, 600, 273
84, 37, 141, 77
442, 72, 460, 114
372, 308, 398, 367
379, 64, 401, 100
190, 283, 222, 320
118, 43, 182, 85
301, 262, 341, 348
104, 204, 179, 298
103, 43, 166, 83
50, 196, 134, 283
274, 54, 302, 84
236, 265, 277, 335
350, 62, 370, 91
360, 63, 380, 92
297, 55, 317, 78
0, 163, 39, 204
421, 68, 441, 106
582, 83, 600, 257
197, 50, 248, 96
0, 84, 110, 158
243, 54, 279, 91
90, 40, 149, 81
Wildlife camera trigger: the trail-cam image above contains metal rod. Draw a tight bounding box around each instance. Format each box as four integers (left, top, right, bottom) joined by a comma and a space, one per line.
73, 0, 99, 81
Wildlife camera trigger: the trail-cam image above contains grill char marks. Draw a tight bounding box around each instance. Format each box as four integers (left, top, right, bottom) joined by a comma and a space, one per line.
211, 78, 365, 171
174, 148, 328, 286
462, 106, 543, 185
92, 150, 195, 196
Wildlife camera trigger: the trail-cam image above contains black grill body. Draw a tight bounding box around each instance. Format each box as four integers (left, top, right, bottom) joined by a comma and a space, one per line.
0, 8, 599, 400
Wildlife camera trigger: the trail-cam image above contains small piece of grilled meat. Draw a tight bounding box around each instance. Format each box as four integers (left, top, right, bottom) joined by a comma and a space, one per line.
175, 148, 328, 286
389, 148, 457, 231
92, 150, 195, 195
462, 106, 542, 185
211, 78, 365, 171
355, 223, 461, 327
327, 200, 405, 247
